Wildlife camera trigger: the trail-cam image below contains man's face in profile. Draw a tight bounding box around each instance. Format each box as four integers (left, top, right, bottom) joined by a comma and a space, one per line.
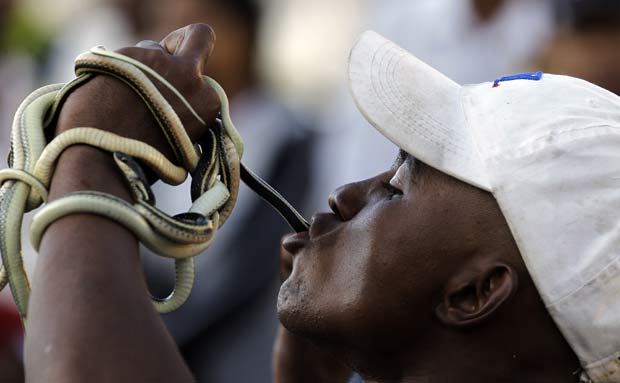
277, 150, 518, 353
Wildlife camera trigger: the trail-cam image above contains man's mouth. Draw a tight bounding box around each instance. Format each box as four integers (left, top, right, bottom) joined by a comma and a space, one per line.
281, 213, 342, 254
309, 212, 341, 240
281, 231, 309, 254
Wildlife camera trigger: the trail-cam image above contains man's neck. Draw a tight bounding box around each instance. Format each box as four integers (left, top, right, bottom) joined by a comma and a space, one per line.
358, 357, 580, 383
344, 327, 580, 383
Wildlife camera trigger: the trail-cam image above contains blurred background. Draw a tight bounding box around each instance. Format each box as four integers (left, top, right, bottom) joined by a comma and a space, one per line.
0, 0, 619, 381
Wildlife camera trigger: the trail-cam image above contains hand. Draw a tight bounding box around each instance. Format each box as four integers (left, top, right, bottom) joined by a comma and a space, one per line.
56, 23, 221, 162
49, 24, 221, 202
25, 26, 220, 383
272, 243, 353, 383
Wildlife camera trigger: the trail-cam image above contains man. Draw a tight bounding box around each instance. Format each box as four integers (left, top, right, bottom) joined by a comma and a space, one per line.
23, 24, 619, 383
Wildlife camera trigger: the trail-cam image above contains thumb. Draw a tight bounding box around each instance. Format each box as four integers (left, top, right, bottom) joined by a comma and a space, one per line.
161, 23, 216, 73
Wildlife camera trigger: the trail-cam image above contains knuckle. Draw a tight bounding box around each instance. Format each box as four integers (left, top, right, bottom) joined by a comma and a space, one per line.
187, 23, 216, 41
135, 39, 160, 49
161, 30, 184, 54
183, 85, 220, 126
116, 46, 168, 68
204, 86, 221, 112
115, 46, 141, 58
142, 47, 167, 62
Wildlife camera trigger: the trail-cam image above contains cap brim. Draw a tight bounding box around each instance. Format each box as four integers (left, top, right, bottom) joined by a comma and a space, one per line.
348, 31, 490, 191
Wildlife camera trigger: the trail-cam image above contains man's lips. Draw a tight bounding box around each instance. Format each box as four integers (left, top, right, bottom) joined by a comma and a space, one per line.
281, 231, 309, 254
281, 213, 342, 255
309, 212, 341, 240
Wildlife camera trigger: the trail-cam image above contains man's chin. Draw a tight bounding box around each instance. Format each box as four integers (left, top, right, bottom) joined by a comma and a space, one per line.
276, 275, 340, 339
276, 278, 315, 335
276, 279, 298, 324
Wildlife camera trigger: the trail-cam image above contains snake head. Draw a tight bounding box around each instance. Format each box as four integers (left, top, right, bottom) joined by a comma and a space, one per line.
6, 148, 13, 168
112, 151, 156, 205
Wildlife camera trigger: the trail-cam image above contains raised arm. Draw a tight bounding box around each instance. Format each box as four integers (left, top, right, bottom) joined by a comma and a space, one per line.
23, 24, 220, 383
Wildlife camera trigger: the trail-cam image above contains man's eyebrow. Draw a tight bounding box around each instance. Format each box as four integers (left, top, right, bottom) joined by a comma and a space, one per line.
407, 155, 419, 176
390, 149, 409, 172
391, 149, 420, 177
391, 149, 408, 171
397, 149, 408, 164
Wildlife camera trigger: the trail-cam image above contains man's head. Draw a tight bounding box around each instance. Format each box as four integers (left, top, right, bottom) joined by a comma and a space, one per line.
279, 152, 578, 380
279, 149, 518, 337
279, 31, 620, 382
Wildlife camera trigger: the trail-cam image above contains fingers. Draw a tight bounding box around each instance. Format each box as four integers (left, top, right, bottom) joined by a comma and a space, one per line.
160, 23, 216, 73
112, 24, 221, 139
160, 30, 184, 55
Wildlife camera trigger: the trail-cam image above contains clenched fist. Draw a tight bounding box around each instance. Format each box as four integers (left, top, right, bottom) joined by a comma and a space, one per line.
56, 23, 221, 163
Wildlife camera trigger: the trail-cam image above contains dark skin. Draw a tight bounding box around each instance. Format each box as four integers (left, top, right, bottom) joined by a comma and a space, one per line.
25, 24, 219, 382
276, 154, 581, 382
24, 23, 580, 382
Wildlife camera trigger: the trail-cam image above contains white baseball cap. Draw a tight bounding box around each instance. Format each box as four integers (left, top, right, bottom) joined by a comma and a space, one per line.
349, 30, 620, 383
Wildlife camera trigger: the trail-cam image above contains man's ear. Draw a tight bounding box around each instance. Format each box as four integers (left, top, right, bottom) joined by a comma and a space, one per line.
435, 262, 518, 327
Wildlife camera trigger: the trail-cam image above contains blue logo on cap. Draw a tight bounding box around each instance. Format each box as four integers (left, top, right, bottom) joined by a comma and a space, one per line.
493, 71, 543, 87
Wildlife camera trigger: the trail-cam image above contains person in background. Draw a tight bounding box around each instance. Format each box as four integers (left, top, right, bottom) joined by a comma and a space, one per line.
540, 0, 620, 95
141, 1, 314, 381
0, 0, 48, 157
45, 0, 150, 83
0, 2, 49, 379
0, 302, 23, 382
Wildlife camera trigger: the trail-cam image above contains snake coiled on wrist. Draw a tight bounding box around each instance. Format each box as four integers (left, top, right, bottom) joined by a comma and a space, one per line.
0, 46, 309, 323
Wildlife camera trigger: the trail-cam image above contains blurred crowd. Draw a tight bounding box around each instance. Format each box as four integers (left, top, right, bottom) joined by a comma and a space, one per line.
0, 0, 619, 381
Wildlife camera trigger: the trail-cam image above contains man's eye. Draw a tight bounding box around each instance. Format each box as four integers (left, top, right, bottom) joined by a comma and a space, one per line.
382, 182, 403, 199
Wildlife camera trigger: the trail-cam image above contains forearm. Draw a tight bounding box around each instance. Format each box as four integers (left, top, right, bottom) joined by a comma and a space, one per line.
20, 23, 220, 382
24, 146, 192, 382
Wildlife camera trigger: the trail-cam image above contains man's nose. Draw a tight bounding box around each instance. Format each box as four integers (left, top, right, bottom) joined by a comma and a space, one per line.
328, 181, 366, 221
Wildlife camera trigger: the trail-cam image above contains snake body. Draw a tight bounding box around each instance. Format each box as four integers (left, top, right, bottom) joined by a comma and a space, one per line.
0, 46, 309, 323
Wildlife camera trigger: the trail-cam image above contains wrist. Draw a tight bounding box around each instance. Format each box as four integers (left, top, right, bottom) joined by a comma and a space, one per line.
47, 145, 132, 202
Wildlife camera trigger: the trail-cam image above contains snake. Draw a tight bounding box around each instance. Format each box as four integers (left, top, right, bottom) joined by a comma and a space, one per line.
0, 45, 309, 323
